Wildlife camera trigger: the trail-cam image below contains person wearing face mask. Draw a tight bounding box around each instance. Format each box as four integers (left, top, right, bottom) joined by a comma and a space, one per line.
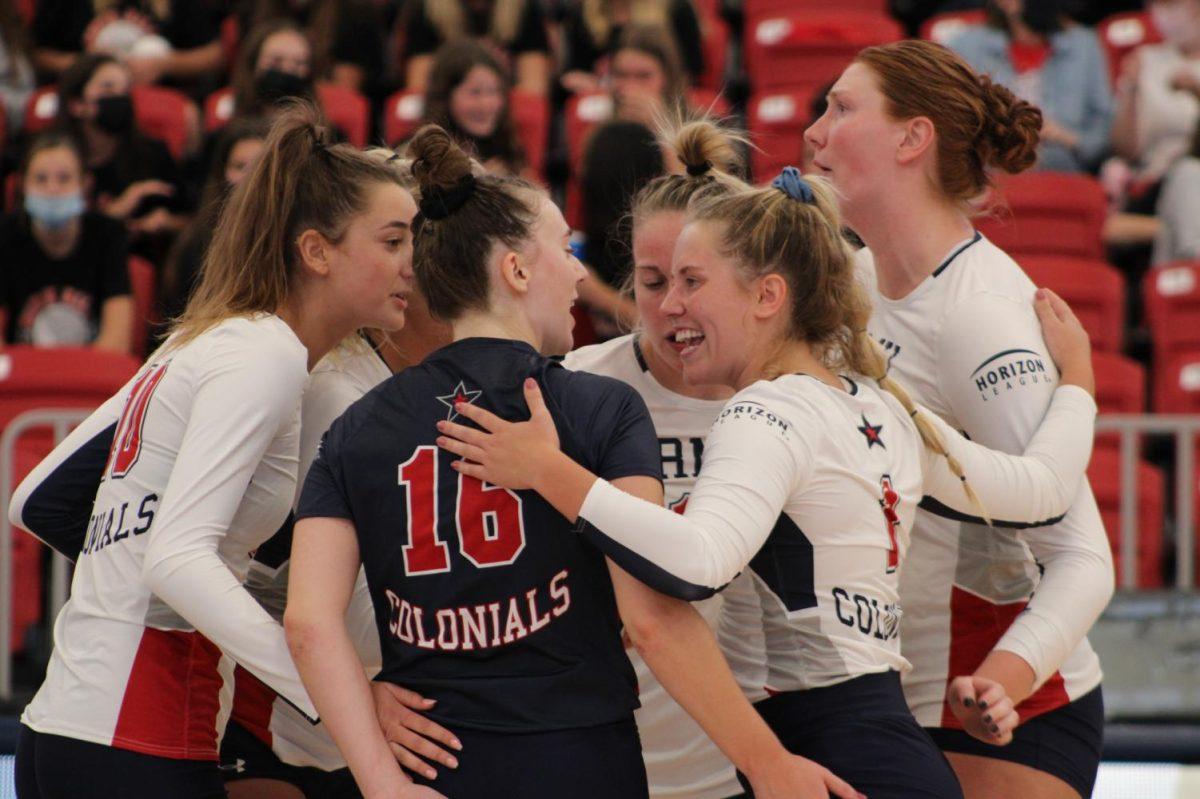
947, 0, 1113, 173
0, 132, 133, 352
1112, 0, 1200, 203
55, 53, 190, 249
230, 20, 317, 120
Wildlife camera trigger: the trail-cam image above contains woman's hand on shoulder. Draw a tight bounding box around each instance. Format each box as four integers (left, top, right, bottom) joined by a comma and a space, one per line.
436, 378, 562, 490
1034, 287, 1094, 397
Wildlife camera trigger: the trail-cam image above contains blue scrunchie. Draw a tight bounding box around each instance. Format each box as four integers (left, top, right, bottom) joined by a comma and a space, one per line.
771, 166, 815, 203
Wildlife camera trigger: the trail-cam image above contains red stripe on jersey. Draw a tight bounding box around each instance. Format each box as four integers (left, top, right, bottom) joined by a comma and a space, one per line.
231, 664, 276, 748
940, 587, 1070, 728
112, 628, 224, 760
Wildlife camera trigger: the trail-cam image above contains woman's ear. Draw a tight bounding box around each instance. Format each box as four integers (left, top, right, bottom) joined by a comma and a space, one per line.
497, 250, 530, 295
896, 115, 936, 166
753, 273, 790, 321
295, 229, 330, 277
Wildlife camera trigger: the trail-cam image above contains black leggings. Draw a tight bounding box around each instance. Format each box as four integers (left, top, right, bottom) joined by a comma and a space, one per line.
17, 725, 227, 799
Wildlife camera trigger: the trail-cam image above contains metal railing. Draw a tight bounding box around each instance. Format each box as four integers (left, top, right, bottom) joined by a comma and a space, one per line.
1096, 415, 1200, 591
0, 409, 91, 700
0, 412, 1198, 700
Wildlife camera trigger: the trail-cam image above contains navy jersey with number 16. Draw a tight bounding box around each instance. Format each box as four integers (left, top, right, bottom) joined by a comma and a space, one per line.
296, 337, 662, 733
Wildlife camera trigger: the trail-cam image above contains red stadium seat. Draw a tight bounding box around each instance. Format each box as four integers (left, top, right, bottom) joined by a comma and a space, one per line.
509, 89, 549, 180
976, 172, 1108, 261
128, 256, 158, 359
205, 83, 370, 146
745, 0, 888, 15
220, 14, 241, 72
744, 11, 903, 95
23, 84, 193, 160
130, 85, 192, 161
1154, 350, 1200, 414
16, 0, 35, 24
1098, 11, 1162, 88
0, 347, 141, 650
748, 88, 820, 182
315, 83, 369, 147
1087, 448, 1164, 588
383, 89, 424, 147
1143, 262, 1200, 406
22, 85, 60, 134
919, 9, 988, 45
1018, 256, 1125, 353
1092, 351, 1146, 453
698, 15, 730, 92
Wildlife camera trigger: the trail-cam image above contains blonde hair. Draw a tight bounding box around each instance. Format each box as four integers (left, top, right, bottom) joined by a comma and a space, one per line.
164, 102, 407, 352
424, 0, 524, 47
688, 176, 987, 519
581, 0, 668, 49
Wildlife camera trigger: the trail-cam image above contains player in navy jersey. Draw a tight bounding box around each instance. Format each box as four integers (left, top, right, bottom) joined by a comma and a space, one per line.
286, 126, 861, 799
435, 169, 1100, 799
10, 103, 418, 799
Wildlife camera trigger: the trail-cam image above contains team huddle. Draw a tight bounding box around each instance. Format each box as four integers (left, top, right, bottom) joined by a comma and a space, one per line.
10, 40, 1112, 799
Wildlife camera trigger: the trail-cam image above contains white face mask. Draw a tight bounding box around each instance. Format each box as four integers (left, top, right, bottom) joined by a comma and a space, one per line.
1153, 2, 1200, 49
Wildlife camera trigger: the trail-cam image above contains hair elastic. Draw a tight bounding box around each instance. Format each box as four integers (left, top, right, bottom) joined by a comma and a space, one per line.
419, 174, 477, 220
771, 166, 815, 203
685, 160, 712, 177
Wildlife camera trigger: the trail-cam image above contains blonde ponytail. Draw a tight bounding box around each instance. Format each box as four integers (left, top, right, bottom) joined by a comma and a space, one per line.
848, 332, 991, 524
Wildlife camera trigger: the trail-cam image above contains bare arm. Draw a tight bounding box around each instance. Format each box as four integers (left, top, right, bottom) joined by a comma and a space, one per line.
93, 295, 134, 354
513, 52, 549, 95
405, 56, 433, 93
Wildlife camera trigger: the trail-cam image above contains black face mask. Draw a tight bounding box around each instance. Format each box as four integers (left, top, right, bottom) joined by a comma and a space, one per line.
94, 94, 134, 134
1021, 1, 1063, 35
255, 69, 310, 105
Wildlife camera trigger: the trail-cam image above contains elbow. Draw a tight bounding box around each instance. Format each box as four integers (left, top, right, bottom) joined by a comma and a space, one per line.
621, 598, 685, 663
283, 608, 326, 668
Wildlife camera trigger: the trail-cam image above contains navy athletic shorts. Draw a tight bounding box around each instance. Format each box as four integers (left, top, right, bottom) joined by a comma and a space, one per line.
16, 724, 226, 799
928, 686, 1104, 799
220, 719, 362, 798
739, 671, 964, 799
408, 717, 648, 798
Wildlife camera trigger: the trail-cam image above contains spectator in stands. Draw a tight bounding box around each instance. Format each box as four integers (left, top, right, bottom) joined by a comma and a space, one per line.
31, 0, 222, 86
948, 0, 1113, 172
161, 117, 269, 326
0, 0, 34, 132
0, 132, 132, 351
1153, 122, 1200, 265
230, 19, 317, 121
417, 39, 527, 177
1111, 0, 1200, 205
558, 0, 705, 94
569, 27, 691, 332
56, 54, 189, 244
403, 0, 551, 95
241, 0, 384, 94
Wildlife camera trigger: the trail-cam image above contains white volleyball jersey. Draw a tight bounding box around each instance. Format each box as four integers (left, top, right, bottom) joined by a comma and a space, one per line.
859, 234, 1112, 729
231, 336, 391, 770
578, 374, 1095, 704
12, 315, 314, 760
566, 335, 741, 799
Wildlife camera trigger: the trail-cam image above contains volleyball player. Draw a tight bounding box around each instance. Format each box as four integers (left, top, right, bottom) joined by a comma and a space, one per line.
805, 40, 1112, 799
9, 102, 416, 799
435, 170, 1099, 798
563, 117, 746, 799
286, 126, 860, 799
220, 153, 458, 799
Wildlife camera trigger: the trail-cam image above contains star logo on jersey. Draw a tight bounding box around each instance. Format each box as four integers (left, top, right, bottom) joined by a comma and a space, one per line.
436, 381, 483, 421
857, 414, 885, 450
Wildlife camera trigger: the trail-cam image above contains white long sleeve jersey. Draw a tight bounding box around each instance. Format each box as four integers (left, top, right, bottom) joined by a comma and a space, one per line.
232, 336, 390, 770
11, 315, 314, 760
578, 372, 1096, 700
860, 233, 1113, 729
565, 335, 740, 799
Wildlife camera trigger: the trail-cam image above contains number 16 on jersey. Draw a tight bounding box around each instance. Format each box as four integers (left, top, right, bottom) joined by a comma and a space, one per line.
398, 445, 528, 576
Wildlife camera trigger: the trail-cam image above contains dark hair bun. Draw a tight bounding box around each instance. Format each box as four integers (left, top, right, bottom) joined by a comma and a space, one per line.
409, 124, 473, 192
976, 74, 1042, 175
